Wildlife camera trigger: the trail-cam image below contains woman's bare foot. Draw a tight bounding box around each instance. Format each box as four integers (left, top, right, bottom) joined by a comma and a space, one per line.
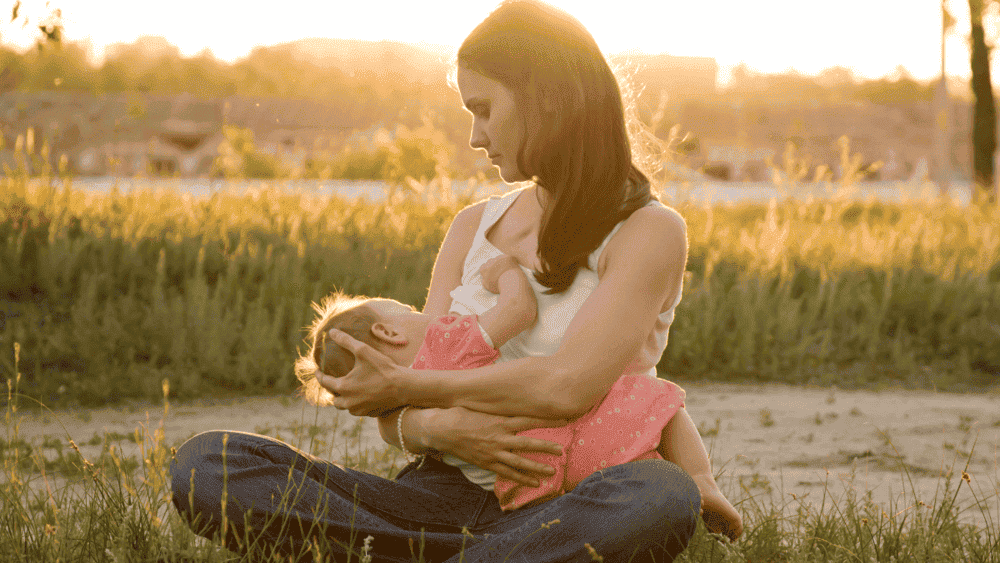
691, 474, 743, 541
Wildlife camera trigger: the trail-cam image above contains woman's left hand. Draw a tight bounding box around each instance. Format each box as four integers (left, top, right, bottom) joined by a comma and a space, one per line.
317, 329, 407, 417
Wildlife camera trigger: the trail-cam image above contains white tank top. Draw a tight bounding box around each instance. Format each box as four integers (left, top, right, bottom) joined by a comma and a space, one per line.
442, 186, 684, 488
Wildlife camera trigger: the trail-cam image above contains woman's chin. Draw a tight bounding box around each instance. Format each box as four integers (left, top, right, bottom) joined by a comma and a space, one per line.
498, 167, 529, 184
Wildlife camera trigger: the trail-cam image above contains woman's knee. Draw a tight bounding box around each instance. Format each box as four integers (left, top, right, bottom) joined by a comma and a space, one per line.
577, 459, 700, 560
170, 430, 231, 518
578, 459, 700, 519
642, 460, 700, 524
630, 460, 701, 559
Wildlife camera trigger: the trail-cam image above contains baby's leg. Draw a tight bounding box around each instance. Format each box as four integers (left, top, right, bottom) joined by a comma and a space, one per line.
658, 408, 743, 541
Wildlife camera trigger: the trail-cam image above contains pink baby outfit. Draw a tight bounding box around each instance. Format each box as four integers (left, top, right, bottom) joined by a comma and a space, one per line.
410, 314, 686, 512
411, 314, 500, 370
495, 376, 684, 511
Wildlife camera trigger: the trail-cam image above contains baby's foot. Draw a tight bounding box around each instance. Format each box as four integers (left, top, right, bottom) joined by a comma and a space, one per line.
691, 474, 743, 541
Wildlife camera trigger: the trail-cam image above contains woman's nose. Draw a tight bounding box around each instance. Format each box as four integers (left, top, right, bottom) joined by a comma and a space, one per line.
469, 124, 487, 150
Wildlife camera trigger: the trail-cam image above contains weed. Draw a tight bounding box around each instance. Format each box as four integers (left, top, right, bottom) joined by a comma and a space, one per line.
958, 415, 974, 432
698, 417, 721, 437
759, 408, 775, 427
40, 435, 61, 449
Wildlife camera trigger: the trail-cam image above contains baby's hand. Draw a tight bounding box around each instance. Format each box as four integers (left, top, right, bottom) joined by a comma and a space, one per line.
480, 254, 522, 294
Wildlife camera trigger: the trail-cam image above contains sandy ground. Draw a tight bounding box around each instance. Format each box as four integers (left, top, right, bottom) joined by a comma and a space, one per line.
684, 384, 1000, 528
8, 383, 1000, 528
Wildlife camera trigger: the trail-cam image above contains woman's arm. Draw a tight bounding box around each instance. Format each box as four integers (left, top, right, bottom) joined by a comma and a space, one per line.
325, 205, 688, 419
377, 407, 429, 453
373, 199, 481, 431
376, 405, 566, 486
407, 206, 688, 418
374, 199, 484, 450
421, 200, 487, 316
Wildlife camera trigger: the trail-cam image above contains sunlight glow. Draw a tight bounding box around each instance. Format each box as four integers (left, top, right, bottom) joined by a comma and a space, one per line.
0, 0, 989, 82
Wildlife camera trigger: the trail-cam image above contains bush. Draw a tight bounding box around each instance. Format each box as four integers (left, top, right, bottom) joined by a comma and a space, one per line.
304, 119, 455, 183
0, 193, 51, 301
212, 126, 288, 179
2, 176, 999, 406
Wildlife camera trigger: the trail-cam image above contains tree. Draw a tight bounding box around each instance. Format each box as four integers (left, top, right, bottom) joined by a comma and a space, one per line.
969, 0, 998, 204
2, 1, 62, 91
815, 66, 856, 88
3, 1, 62, 49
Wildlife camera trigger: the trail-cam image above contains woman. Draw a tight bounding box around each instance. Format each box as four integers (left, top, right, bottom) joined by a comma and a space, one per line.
171, 1, 707, 561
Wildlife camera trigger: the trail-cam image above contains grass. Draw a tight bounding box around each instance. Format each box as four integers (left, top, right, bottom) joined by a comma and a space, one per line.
2, 347, 411, 562
3, 361, 998, 561
2, 141, 999, 559
3, 160, 999, 407
758, 408, 776, 428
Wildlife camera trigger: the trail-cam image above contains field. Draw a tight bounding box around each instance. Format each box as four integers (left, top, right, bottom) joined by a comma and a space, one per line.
2, 167, 1000, 560
3, 380, 999, 561
11, 383, 1000, 528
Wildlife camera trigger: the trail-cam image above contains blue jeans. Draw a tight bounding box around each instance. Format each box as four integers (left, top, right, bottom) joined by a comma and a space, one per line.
171, 430, 700, 562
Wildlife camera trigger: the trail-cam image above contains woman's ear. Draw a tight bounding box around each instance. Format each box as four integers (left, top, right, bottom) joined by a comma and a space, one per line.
370, 322, 409, 347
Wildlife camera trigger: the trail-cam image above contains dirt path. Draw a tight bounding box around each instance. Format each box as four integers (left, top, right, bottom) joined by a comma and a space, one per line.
10, 383, 1000, 527
683, 383, 1000, 527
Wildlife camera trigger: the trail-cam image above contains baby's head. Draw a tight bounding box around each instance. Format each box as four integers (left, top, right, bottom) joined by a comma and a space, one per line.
295, 292, 429, 405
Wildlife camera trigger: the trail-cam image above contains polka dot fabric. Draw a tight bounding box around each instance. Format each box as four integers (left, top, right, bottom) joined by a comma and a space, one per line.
494, 375, 685, 511
406, 315, 685, 512
411, 315, 499, 370
563, 376, 684, 489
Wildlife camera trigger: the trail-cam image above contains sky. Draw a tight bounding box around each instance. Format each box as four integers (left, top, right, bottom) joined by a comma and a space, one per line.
0, 0, 995, 85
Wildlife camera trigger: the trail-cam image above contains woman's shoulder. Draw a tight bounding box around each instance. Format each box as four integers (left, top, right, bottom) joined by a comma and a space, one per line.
451, 186, 529, 234
599, 202, 687, 272
449, 199, 489, 237
620, 201, 687, 245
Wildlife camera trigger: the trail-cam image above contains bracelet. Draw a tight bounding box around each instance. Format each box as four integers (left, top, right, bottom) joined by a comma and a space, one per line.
397, 406, 425, 470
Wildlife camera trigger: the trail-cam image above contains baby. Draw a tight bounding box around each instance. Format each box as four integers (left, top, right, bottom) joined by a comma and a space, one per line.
296, 256, 742, 540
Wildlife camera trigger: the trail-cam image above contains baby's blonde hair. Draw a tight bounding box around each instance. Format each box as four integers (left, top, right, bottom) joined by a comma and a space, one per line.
294, 292, 382, 406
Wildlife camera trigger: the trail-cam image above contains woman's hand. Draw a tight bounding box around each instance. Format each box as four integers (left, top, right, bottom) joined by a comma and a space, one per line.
428, 406, 567, 487
317, 329, 407, 417
479, 254, 521, 294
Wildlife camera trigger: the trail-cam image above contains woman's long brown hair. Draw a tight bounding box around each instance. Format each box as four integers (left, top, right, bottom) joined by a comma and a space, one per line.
456, 0, 657, 294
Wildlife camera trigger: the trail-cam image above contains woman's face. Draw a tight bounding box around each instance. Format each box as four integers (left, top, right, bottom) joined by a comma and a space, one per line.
457, 65, 528, 183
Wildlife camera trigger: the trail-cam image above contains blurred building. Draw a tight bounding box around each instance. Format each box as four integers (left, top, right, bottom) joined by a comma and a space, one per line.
676, 98, 972, 183
0, 92, 353, 176
0, 48, 980, 185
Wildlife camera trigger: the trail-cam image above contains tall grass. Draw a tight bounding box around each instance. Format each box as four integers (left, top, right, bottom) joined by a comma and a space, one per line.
671, 194, 1000, 389
1, 168, 473, 404
2, 161, 999, 405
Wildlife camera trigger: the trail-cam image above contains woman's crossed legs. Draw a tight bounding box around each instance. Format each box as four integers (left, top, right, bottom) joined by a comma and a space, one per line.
171, 431, 700, 563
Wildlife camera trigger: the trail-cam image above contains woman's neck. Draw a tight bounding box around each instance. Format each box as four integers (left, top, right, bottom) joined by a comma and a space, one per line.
515, 185, 545, 238
534, 184, 551, 210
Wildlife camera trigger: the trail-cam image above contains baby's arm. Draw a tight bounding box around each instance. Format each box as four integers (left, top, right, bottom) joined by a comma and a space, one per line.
477, 255, 537, 349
